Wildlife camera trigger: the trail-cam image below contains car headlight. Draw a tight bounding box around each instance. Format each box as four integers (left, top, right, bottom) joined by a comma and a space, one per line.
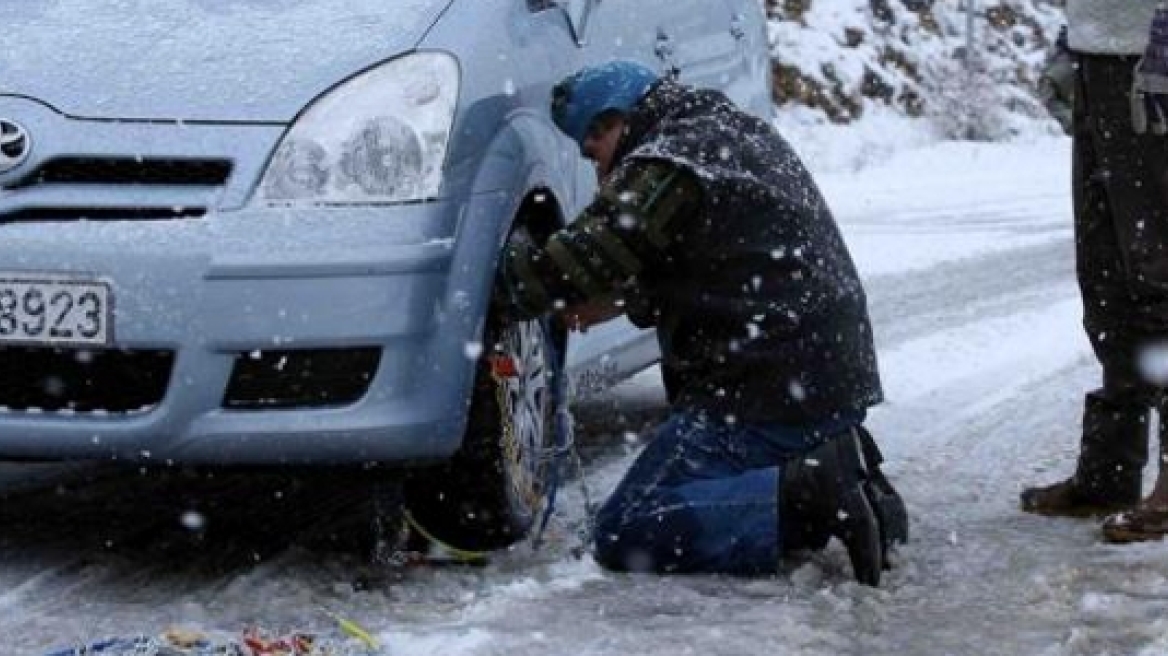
255, 52, 459, 205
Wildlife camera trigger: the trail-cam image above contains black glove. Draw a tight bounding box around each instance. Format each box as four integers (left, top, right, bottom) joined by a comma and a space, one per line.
1132, 3, 1168, 135
494, 241, 551, 322
1039, 26, 1075, 135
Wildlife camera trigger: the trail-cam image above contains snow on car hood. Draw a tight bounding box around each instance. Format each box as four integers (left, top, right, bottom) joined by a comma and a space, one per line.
2, 0, 454, 122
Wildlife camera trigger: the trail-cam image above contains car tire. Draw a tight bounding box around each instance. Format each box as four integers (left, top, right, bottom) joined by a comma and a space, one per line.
405, 249, 565, 552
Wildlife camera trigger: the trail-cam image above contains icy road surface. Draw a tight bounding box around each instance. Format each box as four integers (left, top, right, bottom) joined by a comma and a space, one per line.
4, 137, 1166, 655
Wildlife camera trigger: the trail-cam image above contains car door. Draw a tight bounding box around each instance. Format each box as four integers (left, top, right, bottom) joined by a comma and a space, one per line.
560, 0, 760, 113
718, 0, 776, 120
561, 0, 739, 86
653, 0, 741, 93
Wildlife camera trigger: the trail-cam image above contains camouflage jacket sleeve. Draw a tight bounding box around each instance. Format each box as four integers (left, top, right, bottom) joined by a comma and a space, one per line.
500, 159, 703, 320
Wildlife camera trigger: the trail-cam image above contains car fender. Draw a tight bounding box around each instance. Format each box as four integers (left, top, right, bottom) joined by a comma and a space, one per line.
470, 109, 579, 241
452, 109, 579, 315
422, 110, 578, 446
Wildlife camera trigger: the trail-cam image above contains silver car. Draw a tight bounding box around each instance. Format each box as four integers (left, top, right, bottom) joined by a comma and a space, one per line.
0, 0, 773, 548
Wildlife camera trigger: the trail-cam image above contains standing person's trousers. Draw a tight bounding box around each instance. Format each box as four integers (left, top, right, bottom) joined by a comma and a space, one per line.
1072, 54, 1168, 495
592, 410, 860, 575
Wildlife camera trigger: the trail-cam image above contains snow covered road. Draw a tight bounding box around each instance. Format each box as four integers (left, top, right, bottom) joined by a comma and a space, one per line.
6, 137, 1168, 655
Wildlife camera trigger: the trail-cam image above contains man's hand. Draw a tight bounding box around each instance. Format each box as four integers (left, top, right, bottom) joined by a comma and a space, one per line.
1132, 3, 1168, 135
495, 239, 554, 322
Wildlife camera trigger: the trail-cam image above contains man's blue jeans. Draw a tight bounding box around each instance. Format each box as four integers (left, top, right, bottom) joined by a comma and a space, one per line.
592, 410, 861, 575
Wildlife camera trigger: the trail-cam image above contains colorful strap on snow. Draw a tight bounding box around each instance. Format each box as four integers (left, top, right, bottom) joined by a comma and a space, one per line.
45, 619, 381, 656
44, 634, 242, 656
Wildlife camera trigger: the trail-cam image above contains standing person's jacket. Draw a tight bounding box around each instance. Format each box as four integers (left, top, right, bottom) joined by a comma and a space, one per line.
503, 80, 882, 424
1067, 0, 1158, 54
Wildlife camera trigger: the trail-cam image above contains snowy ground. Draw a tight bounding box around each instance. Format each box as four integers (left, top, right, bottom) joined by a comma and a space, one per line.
6, 134, 1168, 655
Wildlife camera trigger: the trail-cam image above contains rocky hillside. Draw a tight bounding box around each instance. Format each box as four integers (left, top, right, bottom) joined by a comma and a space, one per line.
767, 0, 1067, 140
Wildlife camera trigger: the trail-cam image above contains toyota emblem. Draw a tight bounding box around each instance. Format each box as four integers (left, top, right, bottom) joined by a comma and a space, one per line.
0, 119, 31, 174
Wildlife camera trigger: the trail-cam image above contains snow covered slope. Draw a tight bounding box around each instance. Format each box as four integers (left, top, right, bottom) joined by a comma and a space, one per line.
768, 0, 1067, 141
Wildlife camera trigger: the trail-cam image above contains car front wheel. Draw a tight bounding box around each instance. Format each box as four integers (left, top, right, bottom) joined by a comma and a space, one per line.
404, 299, 563, 552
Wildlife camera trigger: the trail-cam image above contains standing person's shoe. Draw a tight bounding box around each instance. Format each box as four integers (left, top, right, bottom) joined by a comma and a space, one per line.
1022, 393, 1148, 518
1100, 506, 1168, 543
782, 432, 882, 586
1020, 477, 1138, 518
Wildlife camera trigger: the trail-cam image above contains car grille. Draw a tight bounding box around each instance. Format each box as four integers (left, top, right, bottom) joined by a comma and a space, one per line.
0, 208, 207, 222
1, 157, 231, 223
0, 346, 175, 414
12, 157, 232, 188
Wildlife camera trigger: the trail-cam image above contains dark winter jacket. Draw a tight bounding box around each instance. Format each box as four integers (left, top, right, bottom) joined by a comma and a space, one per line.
505, 81, 883, 423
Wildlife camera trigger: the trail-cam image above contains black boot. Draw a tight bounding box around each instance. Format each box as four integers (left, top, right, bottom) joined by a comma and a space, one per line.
855, 427, 909, 568
1020, 392, 1147, 517
781, 431, 882, 586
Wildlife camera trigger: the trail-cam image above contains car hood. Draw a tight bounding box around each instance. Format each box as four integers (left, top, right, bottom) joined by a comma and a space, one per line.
3, 0, 455, 122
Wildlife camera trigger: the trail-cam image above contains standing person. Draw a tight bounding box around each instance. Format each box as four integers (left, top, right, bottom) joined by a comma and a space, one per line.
498, 61, 907, 585
1021, 2, 1168, 543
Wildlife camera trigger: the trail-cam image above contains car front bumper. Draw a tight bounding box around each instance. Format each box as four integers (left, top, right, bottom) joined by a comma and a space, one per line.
0, 196, 509, 465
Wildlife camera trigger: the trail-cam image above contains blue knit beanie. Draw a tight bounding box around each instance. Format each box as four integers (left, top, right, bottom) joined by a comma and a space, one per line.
551, 60, 659, 149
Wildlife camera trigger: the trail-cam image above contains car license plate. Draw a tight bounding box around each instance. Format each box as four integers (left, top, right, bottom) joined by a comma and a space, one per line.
0, 275, 113, 347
